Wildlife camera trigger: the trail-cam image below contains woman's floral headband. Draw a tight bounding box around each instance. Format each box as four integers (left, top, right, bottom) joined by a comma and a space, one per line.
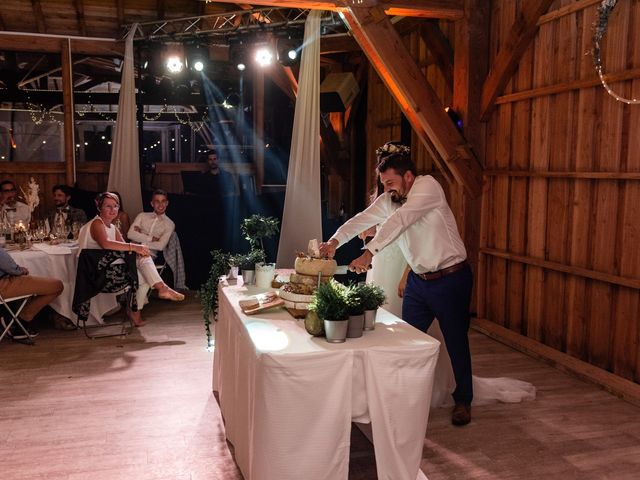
375, 143, 410, 157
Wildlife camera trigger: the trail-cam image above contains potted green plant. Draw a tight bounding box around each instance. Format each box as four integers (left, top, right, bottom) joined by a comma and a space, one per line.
241, 214, 280, 254
359, 283, 386, 331
230, 249, 265, 285
241, 214, 279, 288
345, 283, 367, 338
310, 279, 349, 343
198, 249, 231, 347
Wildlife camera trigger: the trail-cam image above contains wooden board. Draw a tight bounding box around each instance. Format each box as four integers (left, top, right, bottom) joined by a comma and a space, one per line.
285, 308, 308, 319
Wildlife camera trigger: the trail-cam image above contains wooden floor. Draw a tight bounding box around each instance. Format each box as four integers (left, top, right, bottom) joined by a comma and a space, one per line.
1, 295, 639, 480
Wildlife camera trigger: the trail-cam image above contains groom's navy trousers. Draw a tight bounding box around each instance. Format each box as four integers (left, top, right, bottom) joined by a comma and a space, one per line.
402, 264, 474, 405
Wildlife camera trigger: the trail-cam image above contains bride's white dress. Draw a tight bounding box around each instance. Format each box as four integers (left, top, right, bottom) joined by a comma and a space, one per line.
367, 242, 536, 407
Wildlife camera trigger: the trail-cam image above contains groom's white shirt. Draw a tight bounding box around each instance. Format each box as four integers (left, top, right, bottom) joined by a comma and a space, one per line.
329, 175, 466, 274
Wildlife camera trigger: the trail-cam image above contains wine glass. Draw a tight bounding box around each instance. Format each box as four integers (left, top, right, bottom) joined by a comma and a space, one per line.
71, 222, 81, 240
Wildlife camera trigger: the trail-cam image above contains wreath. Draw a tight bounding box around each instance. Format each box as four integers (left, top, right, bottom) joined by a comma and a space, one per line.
592, 0, 639, 104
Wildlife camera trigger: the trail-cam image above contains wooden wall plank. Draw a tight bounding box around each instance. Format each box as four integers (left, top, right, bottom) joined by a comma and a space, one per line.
523, 13, 552, 343
611, 1, 640, 381
587, 0, 628, 371
565, 5, 596, 361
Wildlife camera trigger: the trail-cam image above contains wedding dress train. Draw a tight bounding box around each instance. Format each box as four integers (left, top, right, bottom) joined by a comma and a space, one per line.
367, 242, 536, 408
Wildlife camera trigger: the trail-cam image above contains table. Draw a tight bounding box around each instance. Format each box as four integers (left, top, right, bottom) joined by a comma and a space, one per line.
213, 281, 440, 480
8, 244, 120, 325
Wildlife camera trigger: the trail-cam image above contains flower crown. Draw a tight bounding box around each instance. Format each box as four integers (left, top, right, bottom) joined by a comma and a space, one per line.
375, 143, 410, 157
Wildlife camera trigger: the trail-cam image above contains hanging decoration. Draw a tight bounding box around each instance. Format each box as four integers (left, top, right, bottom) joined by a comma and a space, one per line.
592, 0, 640, 105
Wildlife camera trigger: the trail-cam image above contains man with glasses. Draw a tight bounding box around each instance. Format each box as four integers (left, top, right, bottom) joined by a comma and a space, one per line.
1, 180, 31, 225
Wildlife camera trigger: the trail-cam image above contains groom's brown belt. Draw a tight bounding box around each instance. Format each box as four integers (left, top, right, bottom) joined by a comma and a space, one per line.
415, 261, 467, 281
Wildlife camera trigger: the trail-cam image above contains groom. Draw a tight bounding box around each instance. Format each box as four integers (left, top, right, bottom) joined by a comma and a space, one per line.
319, 142, 474, 426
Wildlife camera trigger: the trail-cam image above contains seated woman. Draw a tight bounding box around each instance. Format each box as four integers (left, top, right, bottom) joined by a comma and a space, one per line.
78, 192, 184, 327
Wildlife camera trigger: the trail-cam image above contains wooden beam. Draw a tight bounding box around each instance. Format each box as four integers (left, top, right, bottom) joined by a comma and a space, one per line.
73, 0, 87, 37
496, 67, 640, 105
206, 0, 464, 19
0, 32, 123, 56
31, 0, 46, 33
480, 0, 555, 120
320, 34, 360, 54
481, 248, 640, 290
343, 6, 483, 196
453, 0, 489, 311
61, 39, 76, 185
420, 20, 454, 89
270, 64, 298, 100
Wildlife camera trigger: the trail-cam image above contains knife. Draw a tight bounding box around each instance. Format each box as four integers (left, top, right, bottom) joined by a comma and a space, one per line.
335, 264, 372, 275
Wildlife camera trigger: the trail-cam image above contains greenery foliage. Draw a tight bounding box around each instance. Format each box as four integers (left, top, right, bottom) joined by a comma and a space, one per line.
359, 283, 387, 310
241, 214, 280, 252
198, 249, 231, 347
310, 279, 349, 321
345, 283, 367, 315
229, 249, 266, 270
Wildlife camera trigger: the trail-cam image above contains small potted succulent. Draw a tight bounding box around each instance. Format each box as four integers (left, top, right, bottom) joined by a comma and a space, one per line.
310, 279, 349, 343
345, 283, 367, 338
359, 283, 386, 331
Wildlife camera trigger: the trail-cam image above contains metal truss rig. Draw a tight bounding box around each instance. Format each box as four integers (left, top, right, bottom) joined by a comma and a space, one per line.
125, 7, 346, 42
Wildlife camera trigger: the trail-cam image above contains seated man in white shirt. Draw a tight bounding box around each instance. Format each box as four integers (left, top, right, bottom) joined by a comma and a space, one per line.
127, 190, 175, 304
1, 180, 31, 225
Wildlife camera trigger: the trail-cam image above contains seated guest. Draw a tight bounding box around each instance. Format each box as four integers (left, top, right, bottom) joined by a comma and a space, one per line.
78, 192, 183, 327
112, 191, 131, 242
0, 180, 30, 225
0, 247, 63, 339
47, 184, 88, 232
128, 189, 180, 304
128, 189, 174, 256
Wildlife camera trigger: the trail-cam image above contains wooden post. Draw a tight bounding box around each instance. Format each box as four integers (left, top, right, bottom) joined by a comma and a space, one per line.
61, 38, 75, 185
453, 0, 490, 313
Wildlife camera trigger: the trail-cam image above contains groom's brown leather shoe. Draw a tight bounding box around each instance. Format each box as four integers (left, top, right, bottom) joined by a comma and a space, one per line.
452, 403, 471, 426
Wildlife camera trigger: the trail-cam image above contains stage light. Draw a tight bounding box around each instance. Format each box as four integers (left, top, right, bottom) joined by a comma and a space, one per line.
193, 60, 204, 72
277, 36, 301, 66
166, 56, 183, 73
254, 47, 273, 67
237, 62, 246, 71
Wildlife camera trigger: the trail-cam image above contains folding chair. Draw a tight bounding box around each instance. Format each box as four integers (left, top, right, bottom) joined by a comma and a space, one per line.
0, 293, 36, 345
73, 249, 139, 340
80, 287, 133, 339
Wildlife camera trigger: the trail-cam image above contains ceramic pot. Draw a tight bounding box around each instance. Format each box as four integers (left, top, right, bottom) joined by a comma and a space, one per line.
255, 262, 276, 289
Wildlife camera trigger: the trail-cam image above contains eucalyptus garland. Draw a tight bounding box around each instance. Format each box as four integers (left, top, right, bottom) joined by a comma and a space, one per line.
592, 0, 640, 105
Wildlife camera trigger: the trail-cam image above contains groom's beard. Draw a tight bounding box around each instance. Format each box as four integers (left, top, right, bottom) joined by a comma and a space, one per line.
389, 180, 408, 204
390, 192, 406, 204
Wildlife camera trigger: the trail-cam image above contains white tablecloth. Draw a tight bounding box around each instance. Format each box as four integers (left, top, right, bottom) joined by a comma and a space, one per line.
213, 282, 440, 480
8, 246, 120, 325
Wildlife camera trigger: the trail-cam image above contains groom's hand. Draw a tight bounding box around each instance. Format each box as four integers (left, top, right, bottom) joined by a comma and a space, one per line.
349, 249, 373, 274
319, 239, 338, 259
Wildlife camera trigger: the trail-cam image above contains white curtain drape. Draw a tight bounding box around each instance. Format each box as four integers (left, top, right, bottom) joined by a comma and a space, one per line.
107, 24, 143, 219
276, 11, 323, 268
